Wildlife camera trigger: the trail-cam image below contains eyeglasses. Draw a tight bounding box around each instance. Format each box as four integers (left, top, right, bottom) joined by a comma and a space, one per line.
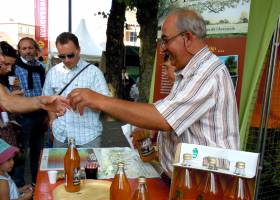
58, 53, 75, 60
161, 31, 186, 49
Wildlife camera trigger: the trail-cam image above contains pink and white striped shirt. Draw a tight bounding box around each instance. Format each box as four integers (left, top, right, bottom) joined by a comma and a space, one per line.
154, 47, 240, 177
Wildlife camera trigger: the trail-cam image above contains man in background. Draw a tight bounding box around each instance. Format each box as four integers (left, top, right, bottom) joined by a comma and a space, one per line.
43, 32, 109, 148
14, 37, 47, 185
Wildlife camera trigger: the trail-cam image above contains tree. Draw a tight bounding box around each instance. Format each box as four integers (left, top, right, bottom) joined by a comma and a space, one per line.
105, 0, 159, 102
129, 0, 159, 102
105, 0, 126, 97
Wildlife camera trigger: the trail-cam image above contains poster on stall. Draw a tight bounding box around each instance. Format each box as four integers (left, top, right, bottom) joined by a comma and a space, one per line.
158, 0, 250, 36
153, 37, 246, 108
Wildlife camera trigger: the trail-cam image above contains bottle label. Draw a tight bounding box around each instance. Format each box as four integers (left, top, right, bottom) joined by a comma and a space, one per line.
140, 138, 155, 157
72, 168, 81, 185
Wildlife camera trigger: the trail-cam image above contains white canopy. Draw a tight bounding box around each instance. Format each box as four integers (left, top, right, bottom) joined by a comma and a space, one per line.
75, 19, 102, 57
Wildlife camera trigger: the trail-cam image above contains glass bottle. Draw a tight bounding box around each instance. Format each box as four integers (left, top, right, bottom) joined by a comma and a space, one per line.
135, 130, 156, 162
174, 153, 197, 200
196, 157, 224, 200
64, 137, 81, 192
110, 162, 131, 200
224, 162, 251, 200
132, 176, 150, 200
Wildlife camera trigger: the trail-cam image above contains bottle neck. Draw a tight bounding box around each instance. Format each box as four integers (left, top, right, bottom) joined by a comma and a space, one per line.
237, 178, 245, 198
138, 182, 147, 193
234, 167, 245, 176
116, 166, 125, 175
184, 168, 191, 189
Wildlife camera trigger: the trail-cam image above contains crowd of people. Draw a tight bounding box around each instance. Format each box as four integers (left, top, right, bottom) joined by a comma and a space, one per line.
0, 8, 240, 199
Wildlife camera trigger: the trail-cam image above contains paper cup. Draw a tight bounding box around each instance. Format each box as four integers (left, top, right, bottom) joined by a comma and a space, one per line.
8, 76, 16, 85
1, 112, 9, 125
48, 170, 58, 184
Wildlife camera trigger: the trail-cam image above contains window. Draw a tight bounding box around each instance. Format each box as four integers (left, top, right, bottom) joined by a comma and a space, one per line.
126, 31, 137, 42
129, 32, 137, 42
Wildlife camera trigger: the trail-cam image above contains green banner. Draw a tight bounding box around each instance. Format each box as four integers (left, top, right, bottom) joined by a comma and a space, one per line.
239, 0, 280, 149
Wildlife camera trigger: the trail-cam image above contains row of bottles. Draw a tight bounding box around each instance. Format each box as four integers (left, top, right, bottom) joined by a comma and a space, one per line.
110, 162, 150, 200
173, 154, 251, 200
62, 138, 151, 199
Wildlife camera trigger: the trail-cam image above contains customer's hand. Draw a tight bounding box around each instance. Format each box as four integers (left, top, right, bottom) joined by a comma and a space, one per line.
39, 96, 70, 116
19, 185, 33, 200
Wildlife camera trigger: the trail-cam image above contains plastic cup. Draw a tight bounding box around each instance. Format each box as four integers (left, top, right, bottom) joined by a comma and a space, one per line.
85, 162, 98, 179
8, 76, 16, 85
1, 112, 9, 125
48, 170, 58, 184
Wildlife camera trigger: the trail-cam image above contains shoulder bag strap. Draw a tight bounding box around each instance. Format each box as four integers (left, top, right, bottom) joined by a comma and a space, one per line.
58, 63, 91, 95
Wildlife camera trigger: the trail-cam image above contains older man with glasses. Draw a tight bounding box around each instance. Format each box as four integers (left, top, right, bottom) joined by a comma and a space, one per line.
42, 32, 109, 149
67, 8, 240, 183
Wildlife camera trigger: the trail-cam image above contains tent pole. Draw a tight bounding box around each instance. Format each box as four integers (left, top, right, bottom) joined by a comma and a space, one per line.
68, 0, 72, 32
254, 16, 280, 200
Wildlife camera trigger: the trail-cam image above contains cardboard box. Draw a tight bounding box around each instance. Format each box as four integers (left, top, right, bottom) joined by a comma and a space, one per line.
169, 143, 259, 199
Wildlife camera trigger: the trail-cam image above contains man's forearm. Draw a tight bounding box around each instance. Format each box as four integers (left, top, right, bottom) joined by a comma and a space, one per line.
96, 96, 171, 131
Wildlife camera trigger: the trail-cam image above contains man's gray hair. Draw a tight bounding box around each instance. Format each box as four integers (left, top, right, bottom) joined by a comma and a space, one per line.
167, 8, 207, 39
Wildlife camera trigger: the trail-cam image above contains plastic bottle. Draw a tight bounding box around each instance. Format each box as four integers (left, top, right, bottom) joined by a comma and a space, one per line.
64, 137, 81, 192
132, 176, 150, 200
135, 130, 156, 162
174, 153, 197, 200
224, 161, 251, 200
110, 162, 131, 200
196, 157, 224, 200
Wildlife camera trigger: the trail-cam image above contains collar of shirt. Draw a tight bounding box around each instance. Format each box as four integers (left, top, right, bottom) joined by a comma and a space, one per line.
177, 46, 210, 79
20, 57, 39, 65
20, 57, 29, 64
62, 59, 83, 72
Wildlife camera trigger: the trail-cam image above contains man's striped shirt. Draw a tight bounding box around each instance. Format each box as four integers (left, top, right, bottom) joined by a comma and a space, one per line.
154, 47, 240, 177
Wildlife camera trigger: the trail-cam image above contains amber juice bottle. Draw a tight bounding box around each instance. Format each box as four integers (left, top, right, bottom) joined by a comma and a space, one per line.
135, 130, 156, 162
224, 161, 251, 200
110, 162, 131, 200
196, 157, 224, 200
173, 153, 198, 200
64, 137, 81, 192
132, 176, 150, 200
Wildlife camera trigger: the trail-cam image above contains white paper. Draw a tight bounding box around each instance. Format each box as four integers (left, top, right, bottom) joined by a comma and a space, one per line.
121, 124, 136, 150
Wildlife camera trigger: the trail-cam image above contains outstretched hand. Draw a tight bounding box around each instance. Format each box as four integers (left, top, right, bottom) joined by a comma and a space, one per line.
67, 88, 102, 115
40, 96, 70, 116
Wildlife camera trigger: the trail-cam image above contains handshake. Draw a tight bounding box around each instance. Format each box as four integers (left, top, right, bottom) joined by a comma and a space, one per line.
40, 88, 103, 116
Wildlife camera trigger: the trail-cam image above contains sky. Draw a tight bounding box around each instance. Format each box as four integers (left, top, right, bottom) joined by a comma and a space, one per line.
0, 0, 112, 50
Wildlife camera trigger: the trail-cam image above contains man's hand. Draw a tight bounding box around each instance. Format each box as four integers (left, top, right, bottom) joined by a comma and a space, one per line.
68, 88, 103, 115
39, 96, 70, 116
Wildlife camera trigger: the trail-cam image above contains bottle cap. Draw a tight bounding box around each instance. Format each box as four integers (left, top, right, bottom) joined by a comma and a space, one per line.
183, 153, 192, 161
138, 176, 146, 183
208, 157, 217, 165
68, 137, 75, 143
236, 161, 246, 169
117, 162, 125, 167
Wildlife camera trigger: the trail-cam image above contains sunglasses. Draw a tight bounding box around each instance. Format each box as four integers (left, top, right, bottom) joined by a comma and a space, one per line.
58, 53, 75, 60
